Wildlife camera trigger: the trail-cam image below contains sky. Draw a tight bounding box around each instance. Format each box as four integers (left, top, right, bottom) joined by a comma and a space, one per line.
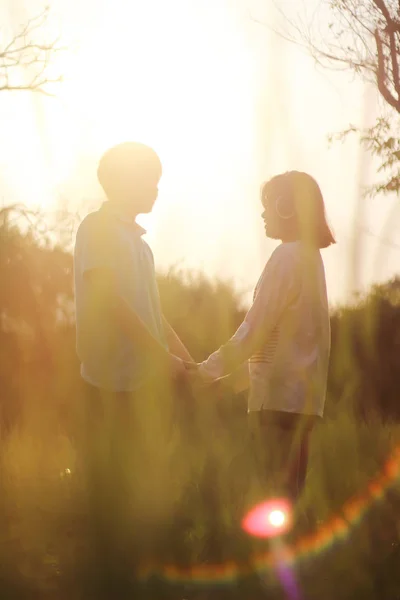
0, 0, 399, 308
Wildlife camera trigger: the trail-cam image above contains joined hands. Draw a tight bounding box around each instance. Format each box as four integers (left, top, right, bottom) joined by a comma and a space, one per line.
170, 356, 230, 396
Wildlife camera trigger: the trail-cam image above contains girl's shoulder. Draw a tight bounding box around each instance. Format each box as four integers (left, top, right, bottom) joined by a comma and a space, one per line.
268, 241, 302, 267
255, 243, 300, 290
270, 241, 321, 264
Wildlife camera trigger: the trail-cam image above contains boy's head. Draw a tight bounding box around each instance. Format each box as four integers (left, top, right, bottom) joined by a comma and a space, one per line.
261, 171, 335, 249
97, 142, 162, 216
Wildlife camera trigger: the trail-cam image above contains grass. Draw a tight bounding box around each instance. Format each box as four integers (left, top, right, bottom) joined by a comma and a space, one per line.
1, 387, 400, 600
1, 214, 400, 597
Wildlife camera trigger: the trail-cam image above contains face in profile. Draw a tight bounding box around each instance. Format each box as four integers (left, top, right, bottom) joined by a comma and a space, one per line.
130, 169, 161, 214
118, 165, 161, 215
261, 197, 282, 240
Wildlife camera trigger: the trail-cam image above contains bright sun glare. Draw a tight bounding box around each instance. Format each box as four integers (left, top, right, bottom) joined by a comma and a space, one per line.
269, 509, 286, 528
6, 0, 255, 214
242, 499, 292, 538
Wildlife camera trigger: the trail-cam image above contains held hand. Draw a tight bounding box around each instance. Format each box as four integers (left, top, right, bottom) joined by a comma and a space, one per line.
188, 363, 216, 388
183, 361, 203, 387
183, 361, 199, 373
187, 366, 231, 399
169, 355, 201, 383
171, 361, 208, 388
169, 355, 189, 380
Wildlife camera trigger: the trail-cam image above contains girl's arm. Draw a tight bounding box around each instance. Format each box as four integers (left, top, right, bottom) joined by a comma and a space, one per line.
217, 362, 250, 394
199, 246, 299, 380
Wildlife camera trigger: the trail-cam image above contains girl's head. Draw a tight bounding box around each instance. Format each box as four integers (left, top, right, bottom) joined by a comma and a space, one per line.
261, 171, 335, 249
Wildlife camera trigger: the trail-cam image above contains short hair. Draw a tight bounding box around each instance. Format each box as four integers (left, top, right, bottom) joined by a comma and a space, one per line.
97, 142, 162, 194
261, 171, 335, 249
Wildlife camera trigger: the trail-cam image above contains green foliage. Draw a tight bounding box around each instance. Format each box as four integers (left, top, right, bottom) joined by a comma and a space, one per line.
283, 0, 400, 196
0, 208, 400, 598
158, 269, 246, 361
328, 277, 400, 420
329, 117, 400, 197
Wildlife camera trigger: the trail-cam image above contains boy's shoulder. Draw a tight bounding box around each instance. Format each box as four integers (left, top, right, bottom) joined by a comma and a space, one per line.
77, 207, 103, 231
76, 208, 113, 242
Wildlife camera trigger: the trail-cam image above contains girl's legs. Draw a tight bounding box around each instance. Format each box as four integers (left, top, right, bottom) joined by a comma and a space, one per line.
249, 410, 317, 504
284, 415, 315, 502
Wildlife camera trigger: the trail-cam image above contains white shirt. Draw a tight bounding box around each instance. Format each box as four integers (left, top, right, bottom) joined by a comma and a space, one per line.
74, 202, 167, 391
200, 242, 330, 416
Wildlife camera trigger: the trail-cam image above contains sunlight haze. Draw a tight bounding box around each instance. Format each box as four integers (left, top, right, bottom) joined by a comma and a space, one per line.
1, 0, 399, 307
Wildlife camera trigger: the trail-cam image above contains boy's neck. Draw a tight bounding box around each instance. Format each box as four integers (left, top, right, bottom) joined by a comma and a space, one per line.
106, 197, 139, 221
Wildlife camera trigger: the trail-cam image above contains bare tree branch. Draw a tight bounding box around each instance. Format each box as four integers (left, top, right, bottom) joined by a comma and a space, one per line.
259, 0, 400, 199
388, 26, 400, 100
250, 4, 376, 75
0, 7, 65, 96
375, 29, 400, 110
373, 0, 392, 24
259, 0, 397, 88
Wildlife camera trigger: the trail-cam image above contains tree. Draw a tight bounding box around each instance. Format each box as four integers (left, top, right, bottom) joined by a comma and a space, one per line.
269, 0, 400, 197
328, 277, 400, 421
0, 6, 64, 96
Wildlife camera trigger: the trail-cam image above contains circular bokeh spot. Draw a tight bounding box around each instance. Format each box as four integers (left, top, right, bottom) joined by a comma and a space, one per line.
242, 498, 293, 538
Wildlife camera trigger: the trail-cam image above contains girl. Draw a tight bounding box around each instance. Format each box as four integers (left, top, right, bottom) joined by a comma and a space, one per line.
198, 170, 335, 503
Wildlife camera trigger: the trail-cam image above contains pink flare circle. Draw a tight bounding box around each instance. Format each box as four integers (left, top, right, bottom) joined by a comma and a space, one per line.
242, 498, 293, 538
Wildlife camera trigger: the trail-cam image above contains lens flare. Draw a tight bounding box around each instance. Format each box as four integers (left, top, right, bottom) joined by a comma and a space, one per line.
242, 498, 292, 538
269, 509, 286, 527
137, 446, 400, 589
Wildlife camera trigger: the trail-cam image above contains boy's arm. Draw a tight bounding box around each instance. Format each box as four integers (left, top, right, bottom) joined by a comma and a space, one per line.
85, 268, 187, 378
162, 316, 194, 362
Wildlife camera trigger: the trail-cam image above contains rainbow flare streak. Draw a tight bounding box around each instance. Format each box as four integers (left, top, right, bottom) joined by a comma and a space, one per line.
138, 446, 400, 587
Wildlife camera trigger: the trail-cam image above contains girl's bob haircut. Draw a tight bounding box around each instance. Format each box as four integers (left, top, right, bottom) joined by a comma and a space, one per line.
261, 171, 336, 249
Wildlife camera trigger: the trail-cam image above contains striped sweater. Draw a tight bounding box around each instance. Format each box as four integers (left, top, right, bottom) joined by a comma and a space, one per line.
199, 242, 331, 416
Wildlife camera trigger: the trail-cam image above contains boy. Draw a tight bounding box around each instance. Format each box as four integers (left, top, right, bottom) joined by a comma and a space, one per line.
74, 141, 193, 400
74, 142, 195, 594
